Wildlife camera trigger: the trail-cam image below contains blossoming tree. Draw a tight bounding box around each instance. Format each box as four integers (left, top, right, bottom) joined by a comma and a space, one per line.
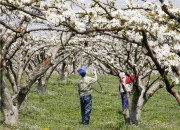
0, 0, 179, 126
0, 0, 77, 125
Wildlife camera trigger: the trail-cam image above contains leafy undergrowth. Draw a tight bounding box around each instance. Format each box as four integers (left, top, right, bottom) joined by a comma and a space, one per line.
0, 75, 180, 130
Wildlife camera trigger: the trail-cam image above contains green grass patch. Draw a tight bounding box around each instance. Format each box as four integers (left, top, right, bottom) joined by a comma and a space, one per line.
0, 75, 180, 130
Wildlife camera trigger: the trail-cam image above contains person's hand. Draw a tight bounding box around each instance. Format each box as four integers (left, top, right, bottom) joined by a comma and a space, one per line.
93, 70, 97, 75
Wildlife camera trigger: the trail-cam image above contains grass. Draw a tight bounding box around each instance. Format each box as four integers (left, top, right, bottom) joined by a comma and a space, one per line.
0, 74, 180, 130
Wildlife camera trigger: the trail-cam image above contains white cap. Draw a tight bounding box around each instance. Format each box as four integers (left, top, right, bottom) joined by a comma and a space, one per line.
119, 72, 125, 78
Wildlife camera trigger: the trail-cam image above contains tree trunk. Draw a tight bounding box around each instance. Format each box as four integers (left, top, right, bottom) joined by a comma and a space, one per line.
37, 78, 46, 93
123, 92, 145, 125
166, 87, 180, 105
171, 65, 180, 77
19, 96, 27, 110
128, 81, 164, 125
129, 85, 142, 125
1, 79, 19, 125
73, 60, 78, 74
60, 61, 67, 80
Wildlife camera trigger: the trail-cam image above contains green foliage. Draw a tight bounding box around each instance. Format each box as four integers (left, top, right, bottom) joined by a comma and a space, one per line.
0, 75, 180, 130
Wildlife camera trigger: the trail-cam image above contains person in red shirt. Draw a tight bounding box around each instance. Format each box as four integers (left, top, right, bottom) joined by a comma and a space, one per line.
119, 73, 135, 111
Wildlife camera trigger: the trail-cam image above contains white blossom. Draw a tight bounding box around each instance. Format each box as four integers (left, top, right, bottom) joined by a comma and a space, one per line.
74, 21, 86, 32
62, 10, 76, 19
110, 19, 120, 28
87, 8, 98, 19
22, 0, 31, 3
47, 13, 60, 25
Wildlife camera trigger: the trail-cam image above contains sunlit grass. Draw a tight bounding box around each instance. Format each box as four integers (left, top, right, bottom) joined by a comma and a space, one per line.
0, 74, 180, 130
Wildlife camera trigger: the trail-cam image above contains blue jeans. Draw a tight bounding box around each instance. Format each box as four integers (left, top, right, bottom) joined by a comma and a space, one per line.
120, 92, 129, 111
80, 95, 92, 124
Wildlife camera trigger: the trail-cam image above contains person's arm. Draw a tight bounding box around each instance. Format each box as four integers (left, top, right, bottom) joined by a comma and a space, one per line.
119, 82, 123, 92
121, 77, 127, 92
89, 71, 97, 84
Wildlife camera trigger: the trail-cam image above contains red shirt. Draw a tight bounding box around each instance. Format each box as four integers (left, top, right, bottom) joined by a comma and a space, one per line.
125, 74, 135, 84
119, 74, 136, 84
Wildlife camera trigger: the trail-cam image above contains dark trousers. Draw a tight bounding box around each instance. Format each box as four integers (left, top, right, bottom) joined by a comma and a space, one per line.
80, 95, 92, 124
120, 92, 129, 111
